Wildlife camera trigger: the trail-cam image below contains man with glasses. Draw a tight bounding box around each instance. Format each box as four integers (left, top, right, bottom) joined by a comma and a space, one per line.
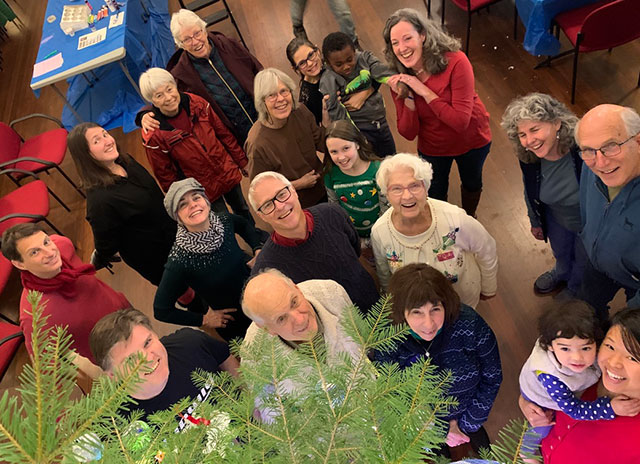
575, 104, 640, 322
246, 172, 379, 314
137, 9, 262, 146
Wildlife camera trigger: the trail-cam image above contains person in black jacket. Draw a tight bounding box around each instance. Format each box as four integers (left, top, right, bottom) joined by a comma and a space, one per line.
67, 123, 176, 286
501, 93, 586, 299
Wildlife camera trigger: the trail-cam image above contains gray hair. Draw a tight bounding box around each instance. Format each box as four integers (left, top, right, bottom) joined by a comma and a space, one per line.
376, 153, 433, 195
253, 68, 298, 122
501, 93, 578, 164
139, 67, 177, 103
247, 171, 293, 211
382, 8, 460, 76
574, 105, 640, 146
170, 9, 206, 48
241, 268, 296, 325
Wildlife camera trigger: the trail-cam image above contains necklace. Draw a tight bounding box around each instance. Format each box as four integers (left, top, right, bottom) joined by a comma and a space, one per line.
387, 208, 437, 251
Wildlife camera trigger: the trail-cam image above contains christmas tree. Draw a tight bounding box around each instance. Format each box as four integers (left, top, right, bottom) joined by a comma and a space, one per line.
0, 291, 535, 463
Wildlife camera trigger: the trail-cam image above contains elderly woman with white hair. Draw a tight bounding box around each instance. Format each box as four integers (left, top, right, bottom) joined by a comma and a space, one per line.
138, 67, 264, 235
138, 9, 262, 145
370, 153, 498, 307
245, 67, 327, 208
153, 177, 261, 341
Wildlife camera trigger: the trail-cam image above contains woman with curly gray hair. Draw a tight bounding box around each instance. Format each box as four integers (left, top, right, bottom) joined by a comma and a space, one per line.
501, 93, 585, 298
381, 8, 491, 218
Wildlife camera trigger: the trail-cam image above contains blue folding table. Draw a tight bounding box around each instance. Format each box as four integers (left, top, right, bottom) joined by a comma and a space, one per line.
30, 0, 174, 132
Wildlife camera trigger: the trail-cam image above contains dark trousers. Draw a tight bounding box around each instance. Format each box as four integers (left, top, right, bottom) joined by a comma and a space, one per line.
545, 210, 587, 295
579, 257, 637, 325
358, 120, 396, 158
419, 142, 491, 201
210, 184, 269, 243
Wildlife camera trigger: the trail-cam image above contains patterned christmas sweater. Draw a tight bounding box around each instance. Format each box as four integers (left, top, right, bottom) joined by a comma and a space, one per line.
374, 305, 503, 434
371, 198, 497, 308
325, 160, 386, 237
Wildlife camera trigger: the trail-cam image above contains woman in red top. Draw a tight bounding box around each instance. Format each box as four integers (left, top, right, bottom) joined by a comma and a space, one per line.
382, 8, 491, 217
520, 307, 640, 463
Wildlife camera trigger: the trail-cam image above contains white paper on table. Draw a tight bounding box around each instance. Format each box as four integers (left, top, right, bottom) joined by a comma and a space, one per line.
108, 11, 125, 28
33, 52, 64, 78
77, 27, 107, 50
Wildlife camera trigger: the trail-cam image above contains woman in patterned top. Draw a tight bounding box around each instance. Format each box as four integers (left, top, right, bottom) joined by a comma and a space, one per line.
153, 178, 261, 341
370, 153, 497, 307
374, 263, 502, 458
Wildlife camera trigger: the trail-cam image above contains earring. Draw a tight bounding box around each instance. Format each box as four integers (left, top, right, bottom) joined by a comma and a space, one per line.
556, 131, 560, 140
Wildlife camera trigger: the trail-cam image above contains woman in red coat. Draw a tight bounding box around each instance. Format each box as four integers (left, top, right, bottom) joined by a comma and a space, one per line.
139, 67, 263, 236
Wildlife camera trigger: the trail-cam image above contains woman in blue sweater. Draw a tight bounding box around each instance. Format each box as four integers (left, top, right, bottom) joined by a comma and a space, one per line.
153, 178, 262, 341
375, 262, 502, 457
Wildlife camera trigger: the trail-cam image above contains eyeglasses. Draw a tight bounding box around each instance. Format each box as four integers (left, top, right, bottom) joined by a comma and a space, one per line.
579, 134, 638, 160
387, 182, 425, 197
265, 88, 291, 103
182, 29, 204, 46
257, 186, 292, 214
295, 47, 320, 71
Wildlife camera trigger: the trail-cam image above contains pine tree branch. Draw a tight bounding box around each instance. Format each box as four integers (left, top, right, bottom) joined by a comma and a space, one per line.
109, 416, 135, 464
367, 401, 388, 462
0, 421, 36, 463
308, 337, 337, 419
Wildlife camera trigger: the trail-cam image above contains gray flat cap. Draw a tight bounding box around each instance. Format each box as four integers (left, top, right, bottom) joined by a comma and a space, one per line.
163, 178, 207, 221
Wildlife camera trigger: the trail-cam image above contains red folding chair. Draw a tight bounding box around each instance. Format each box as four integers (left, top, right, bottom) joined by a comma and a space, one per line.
0, 113, 85, 212
542, 0, 640, 103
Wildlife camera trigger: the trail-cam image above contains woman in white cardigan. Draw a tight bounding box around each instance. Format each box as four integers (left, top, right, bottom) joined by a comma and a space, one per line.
371, 153, 498, 307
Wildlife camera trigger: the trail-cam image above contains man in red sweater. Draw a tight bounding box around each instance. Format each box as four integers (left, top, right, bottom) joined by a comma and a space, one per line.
1, 224, 131, 367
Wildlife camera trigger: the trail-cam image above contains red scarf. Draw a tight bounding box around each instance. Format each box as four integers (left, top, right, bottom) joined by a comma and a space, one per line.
20, 254, 96, 299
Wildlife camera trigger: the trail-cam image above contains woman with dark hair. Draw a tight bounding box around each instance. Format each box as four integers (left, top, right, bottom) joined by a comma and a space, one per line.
286, 37, 327, 126
520, 307, 640, 463
501, 93, 585, 298
382, 8, 491, 217
375, 262, 502, 457
67, 123, 176, 286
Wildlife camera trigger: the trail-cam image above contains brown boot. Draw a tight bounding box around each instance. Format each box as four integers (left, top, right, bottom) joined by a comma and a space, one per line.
461, 187, 482, 218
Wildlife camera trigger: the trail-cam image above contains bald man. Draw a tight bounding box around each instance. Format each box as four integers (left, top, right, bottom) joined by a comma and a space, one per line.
241, 269, 361, 363
575, 104, 640, 322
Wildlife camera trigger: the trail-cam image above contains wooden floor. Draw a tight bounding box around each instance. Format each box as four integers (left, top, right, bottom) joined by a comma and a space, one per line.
0, 0, 638, 444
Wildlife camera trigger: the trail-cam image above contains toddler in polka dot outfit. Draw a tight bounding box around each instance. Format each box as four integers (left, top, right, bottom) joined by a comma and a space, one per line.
518, 301, 640, 459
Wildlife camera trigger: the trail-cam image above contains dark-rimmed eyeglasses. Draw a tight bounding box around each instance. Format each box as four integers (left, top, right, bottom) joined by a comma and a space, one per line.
257, 186, 292, 214
579, 134, 638, 160
294, 47, 320, 71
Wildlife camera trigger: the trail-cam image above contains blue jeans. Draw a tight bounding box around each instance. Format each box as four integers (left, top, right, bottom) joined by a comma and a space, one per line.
290, 0, 357, 41
546, 210, 587, 294
419, 142, 491, 201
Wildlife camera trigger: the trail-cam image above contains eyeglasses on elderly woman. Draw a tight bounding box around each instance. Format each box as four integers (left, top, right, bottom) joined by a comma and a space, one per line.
264, 88, 292, 103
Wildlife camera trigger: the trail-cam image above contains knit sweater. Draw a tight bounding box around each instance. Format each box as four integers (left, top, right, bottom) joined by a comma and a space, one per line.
153, 213, 262, 339
245, 105, 326, 208
374, 305, 502, 434
371, 198, 498, 307
19, 235, 130, 362
251, 203, 379, 313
